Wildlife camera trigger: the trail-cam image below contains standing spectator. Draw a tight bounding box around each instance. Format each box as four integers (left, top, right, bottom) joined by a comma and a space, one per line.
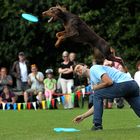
44, 69, 56, 101
103, 48, 127, 109
110, 47, 125, 70
134, 60, 140, 88
69, 52, 81, 86
69, 52, 79, 107
0, 85, 16, 104
69, 52, 77, 65
11, 52, 30, 91
24, 64, 44, 103
0, 67, 13, 93
103, 59, 115, 109
118, 65, 131, 77
110, 48, 126, 108
58, 51, 74, 109
69, 52, 88, 108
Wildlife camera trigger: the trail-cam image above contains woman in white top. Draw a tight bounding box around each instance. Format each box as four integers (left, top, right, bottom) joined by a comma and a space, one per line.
134, 60, 140, 88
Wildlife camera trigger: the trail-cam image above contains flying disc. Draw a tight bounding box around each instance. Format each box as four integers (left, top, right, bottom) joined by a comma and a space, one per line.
21, 13, 39, 22
54, 128, 80, 132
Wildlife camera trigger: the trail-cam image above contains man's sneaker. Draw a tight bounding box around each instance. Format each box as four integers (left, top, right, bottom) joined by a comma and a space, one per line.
91, 125, 103, 131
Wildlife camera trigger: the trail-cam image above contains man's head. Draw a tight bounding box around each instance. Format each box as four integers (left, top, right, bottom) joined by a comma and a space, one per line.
18, 52, 25, 62
18, 52, 24, 56
74, 64, 89, 77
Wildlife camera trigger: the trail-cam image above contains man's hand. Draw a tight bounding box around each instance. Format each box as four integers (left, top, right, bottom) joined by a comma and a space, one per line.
73, 115, 84, 124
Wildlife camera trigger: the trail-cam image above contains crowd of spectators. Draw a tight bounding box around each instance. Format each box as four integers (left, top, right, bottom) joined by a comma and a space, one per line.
0, 50, 140, 110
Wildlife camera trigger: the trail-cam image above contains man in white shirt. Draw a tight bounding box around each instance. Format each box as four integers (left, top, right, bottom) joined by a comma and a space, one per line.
11, 52, 30, 91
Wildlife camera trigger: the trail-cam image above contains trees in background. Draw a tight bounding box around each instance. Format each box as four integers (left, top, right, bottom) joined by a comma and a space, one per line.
0, 0, 139, 75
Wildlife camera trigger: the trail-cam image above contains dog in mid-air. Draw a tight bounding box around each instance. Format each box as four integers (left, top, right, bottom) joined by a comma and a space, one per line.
42, 5, 123, 64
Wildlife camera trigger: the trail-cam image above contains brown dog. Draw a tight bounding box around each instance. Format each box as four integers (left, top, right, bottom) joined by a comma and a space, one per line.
42, 5, 123, 64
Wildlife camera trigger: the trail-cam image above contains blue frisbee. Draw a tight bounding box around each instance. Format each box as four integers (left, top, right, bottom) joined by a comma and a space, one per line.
54, 128, 80, 132
21, 13, 39, 22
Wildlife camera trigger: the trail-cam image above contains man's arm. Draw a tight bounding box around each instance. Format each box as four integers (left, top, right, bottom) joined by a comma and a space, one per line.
11, 62, 18, 78
73, 106, 94, 123
92, 73, 113, 90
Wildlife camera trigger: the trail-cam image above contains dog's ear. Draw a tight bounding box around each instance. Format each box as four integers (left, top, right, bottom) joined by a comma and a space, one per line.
56, 4, 67, 12
56, 3, 60, 7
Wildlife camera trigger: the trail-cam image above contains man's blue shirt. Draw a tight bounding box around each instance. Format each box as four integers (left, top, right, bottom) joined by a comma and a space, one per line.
90, 65, 133, 85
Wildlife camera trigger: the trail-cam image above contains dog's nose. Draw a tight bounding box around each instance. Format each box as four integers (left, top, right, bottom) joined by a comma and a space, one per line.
42, 11, 46, 16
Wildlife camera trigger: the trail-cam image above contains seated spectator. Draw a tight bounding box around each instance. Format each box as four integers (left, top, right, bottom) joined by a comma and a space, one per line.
0, 86, 16, 104
44, 69, 56, 101
0, 67, 13, 93
24, 64, 44, 103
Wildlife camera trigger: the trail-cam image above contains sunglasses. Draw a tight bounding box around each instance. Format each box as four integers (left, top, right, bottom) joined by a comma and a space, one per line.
63, 56, 68, 58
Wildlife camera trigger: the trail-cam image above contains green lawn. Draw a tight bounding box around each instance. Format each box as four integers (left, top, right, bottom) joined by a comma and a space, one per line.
0, 105, 140, 140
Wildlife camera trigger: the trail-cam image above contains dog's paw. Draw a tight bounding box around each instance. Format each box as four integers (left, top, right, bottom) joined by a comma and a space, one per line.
55, 42, 60, 48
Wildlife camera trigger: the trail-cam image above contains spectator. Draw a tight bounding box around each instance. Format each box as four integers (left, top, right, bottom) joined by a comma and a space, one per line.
24, 64, 44, 103
58, 51, 74, 109
103, 48, 127, 109
110, 47, 125, 70
69, 52, 79, 86
134, 60, 140, 89
44, 69, 56, 101
103, 59, 114, 109
0, 67, 13, 93
0, 86, 16, 104
11, 52, 30, 92
69, 52, 79, 107
69, 52, 77, 65
118, 65, 131, 77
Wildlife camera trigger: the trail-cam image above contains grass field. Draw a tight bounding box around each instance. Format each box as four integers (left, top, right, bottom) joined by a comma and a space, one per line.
0, 104, 140, 140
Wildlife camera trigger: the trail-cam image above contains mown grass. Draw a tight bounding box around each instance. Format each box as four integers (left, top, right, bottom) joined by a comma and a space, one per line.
0, 104, 139, 140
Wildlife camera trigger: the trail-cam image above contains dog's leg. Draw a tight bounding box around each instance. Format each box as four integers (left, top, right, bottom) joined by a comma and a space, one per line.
55, 31, 66, 48
55, 31, 66, 47
55, 36, 65, 48
56, 31, 66, 38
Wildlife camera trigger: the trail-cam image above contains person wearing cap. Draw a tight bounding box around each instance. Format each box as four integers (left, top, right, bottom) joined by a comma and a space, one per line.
44, 69, 56, 101
58, 51, 74, 109
73, 63, 140, 131
11, 52, 30, 92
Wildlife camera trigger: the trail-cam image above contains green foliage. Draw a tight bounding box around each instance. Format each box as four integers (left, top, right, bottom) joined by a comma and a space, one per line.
0, 0, 139, 75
